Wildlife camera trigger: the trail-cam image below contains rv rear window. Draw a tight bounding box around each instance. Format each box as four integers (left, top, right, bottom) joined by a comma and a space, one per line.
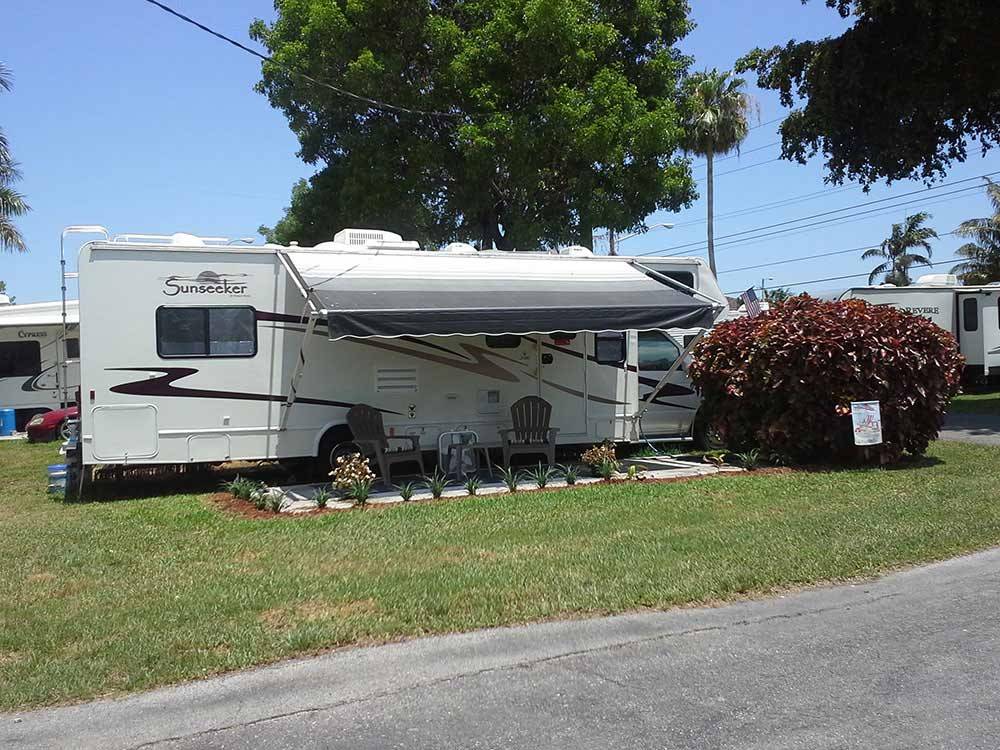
659, 271, 695, 289
595, 332, 626, 365
156, 307, 257, 358
485, 335, 521, 349
963, 297, 979, 332
0, 340, 41, 378
66, 338, 80, 360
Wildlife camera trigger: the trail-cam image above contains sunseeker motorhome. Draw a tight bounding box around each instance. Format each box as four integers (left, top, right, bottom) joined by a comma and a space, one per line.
841, 274, 1000, 379
67, 228, 727, 490
0, 298, 79, 429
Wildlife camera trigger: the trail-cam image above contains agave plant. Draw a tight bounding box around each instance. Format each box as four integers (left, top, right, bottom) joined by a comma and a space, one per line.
499, 466, 521, 493
422, 468, 450, 499
396, 481, 418, 502
312, 486, 332, 509
464, 475, 482, 496
734, 449, 761, 471
597, 459, 618, 482
221, 475, 254, 501
527, 463, 557, 489
557, 463, 579, 486
350, 477, 374, 507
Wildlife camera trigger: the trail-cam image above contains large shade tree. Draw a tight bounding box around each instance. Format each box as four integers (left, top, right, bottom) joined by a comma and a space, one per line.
863, 211, 937, 286
950, 178, 1000, 285
251, 0, 697, 250
737, 1, 1000, 187
0, 63, 29, 253
680, 69, 754, 275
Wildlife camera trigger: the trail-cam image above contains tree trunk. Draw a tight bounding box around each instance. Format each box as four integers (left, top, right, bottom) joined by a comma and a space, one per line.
577, 215, 593, 250
706, 147, 717, 275
608, 231, 617, 256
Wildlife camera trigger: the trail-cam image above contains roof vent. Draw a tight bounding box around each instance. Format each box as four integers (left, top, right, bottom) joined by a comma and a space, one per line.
170, 232, 206, 246
441, 242, 478, 254
0, 294, 10, 306
559, 245, 594, 256
915, 274, 958, 286
333, 228, 403, 246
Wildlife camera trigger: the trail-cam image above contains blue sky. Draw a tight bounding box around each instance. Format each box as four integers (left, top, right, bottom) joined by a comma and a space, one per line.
4, 0, 999, 303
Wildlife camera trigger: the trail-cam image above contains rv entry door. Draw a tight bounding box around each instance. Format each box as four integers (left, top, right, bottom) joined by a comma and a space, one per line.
539, 334, 588, 437
958, 291, 992, 377
636, 330, 698, 437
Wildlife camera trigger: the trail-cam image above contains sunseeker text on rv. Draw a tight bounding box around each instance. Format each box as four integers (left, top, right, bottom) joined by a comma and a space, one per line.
163, 279, 248, 296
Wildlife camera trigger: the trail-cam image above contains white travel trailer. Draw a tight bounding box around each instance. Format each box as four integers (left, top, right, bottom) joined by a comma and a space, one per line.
0, 298, 80, 429
69, 228, 727, 488
841, 274, 1000, 379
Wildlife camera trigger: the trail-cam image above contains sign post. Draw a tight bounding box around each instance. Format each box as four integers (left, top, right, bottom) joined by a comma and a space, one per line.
851, 401, 883, 446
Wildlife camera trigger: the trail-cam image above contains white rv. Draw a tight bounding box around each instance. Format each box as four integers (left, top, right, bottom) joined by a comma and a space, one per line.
841, 274, 1000, 379
69, 228, 727, 487
0, 299, 80, 429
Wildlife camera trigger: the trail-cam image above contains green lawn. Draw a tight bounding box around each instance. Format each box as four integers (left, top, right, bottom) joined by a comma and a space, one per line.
3, 440, 1000, 710
950, 390, 1000, 415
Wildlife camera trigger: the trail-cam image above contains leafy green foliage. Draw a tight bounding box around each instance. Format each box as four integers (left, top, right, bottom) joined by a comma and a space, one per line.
596, 459, 618, 481
396, 481, 418, 502
312, 486, 332, 509
463, 475, 482, 496
733, 449, 762, 471
499, 466, 520, 493
350, 478, 374, 507
557, 463, 579, 486
251, 0, 697, 250
736, 1, 1000, 186
763, 287, 792, 304
862, 212, 937, 285
222, 476, 256, 501
689, 296, 965, 464
0, 63, 29, 253
951, 179, 1000, 284
265, 490, 285, 514
526, 463, 557, 489
422, 468, 450, 500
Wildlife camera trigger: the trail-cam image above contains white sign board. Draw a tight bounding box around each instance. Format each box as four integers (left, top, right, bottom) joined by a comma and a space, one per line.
851, 401, 883, 446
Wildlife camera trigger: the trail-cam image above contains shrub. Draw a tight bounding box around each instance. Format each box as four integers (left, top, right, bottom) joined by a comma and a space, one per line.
464, 475, 482, 496
581, 441, 617, 470
331, 453, 376, 491
596, 459, 618, 481
312, 486, 332, 509
557, 463, 579, 485
499, 466, 520, 493
688, 296, 964, 464
350, 477, 374, 507
396, 481, 418, 502
422, 468, 450, 499
734, 449, 761, 471
222, 476, 255, 501
265, 489, 284, 513
527, 463, 557, 489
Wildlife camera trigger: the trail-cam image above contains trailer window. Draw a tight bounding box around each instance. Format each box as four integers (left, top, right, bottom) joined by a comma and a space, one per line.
66, 338, 80, 359
963, 297, 979, 332
0, 340, 41, 377
638, 331, 681, 371
156, 307, 257, 358
659, 271, 695, 289
595, 332, 626, 365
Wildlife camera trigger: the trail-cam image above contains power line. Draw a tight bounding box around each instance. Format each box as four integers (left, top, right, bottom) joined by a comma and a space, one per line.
692, 141, 780, 170
733, 255, 967, 294
694, 157, 781, 182
639, 171, 1000, 258
140, 0, 461, 118
669, 184, 857, 228
749, 116, 784, 131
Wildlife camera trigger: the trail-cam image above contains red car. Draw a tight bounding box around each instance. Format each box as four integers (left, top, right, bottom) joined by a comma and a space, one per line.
26, 407, 78, 443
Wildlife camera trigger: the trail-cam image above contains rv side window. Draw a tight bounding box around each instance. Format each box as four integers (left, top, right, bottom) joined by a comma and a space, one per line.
638, 331, 682, 371
594, 332, 626, 365
156, 307, 257, 358
963, 298, 979, 332
0, 341, 41, 377
485, 335, 521, 349
66, 338, 80, 359
660, 271, 695, 289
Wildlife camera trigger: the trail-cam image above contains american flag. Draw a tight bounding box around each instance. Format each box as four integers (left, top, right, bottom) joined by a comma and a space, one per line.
740, 287, 762, 318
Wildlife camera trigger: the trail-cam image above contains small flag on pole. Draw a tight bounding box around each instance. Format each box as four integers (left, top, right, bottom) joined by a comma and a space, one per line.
740, 287, 762, 318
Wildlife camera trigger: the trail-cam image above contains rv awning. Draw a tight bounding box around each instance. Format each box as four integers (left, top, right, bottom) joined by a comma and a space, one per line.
285, 251, 716, 340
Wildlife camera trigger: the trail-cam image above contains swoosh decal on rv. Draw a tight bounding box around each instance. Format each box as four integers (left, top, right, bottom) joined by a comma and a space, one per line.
107, 367, 396, 412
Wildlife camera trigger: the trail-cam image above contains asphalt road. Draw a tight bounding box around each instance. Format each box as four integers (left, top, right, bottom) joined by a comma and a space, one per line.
940, 414, 1000, 445
4, 548, 1000, 749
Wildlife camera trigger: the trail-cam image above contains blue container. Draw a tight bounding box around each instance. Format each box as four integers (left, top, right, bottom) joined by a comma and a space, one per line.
0, 408, 15, 437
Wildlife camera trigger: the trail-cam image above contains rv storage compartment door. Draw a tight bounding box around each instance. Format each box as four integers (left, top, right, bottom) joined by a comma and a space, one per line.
91, 405, 158, 462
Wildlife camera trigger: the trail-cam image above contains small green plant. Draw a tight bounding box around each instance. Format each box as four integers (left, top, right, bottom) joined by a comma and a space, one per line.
626, 464, 640, 480
703, 450, 728, 468
557, 463, 579, 485
422, 468, 450, 499
222, 475, 255, 501
581, 441, 617, 470
265, 490, 284, 513
396, 481, 418, 502
350, 477, 374, 507
312, 486, 332, 509
249, 482, 269, 510
597, 459, 618, 481
734, 449, 762, 471
464, 475, 482, 496
499, 466, 520, 493
527, 463, 557, 489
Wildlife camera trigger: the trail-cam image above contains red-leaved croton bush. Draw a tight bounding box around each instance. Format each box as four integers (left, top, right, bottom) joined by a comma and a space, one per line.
688, 296, 964, 463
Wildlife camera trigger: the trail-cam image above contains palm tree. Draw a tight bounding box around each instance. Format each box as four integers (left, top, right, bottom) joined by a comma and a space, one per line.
681, 70, 755, 276
862, 212, 937, 286
950, 178, 1000, 284
0, 63, 29, 253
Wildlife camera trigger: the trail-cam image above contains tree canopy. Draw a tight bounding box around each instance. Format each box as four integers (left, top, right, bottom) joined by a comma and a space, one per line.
252, 0, 697, 250
736, 1, 1000, 187
0, 63, 29, 253
951, 178, 1000, 284
862, 211, 937, 286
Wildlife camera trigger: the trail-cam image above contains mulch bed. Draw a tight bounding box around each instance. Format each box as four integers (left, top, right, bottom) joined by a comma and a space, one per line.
208, 465, 796, 520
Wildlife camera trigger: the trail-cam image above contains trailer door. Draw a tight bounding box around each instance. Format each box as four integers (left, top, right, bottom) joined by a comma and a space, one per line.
958, 292, 987, 376
980, 291, 1000, 376
636, 330, 698, 437
539, 335, 588, 437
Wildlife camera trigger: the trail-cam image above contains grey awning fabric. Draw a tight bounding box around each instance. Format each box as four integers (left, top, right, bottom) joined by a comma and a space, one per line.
287, 251, 715, 340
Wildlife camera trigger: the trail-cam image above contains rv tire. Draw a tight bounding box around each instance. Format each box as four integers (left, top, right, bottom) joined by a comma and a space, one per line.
692, 409, 725, 451
316, 425, 355, 476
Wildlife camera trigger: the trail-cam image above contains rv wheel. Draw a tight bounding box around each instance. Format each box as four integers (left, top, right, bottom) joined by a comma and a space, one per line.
692, 409, 725, 451
316, 426, 355, 476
